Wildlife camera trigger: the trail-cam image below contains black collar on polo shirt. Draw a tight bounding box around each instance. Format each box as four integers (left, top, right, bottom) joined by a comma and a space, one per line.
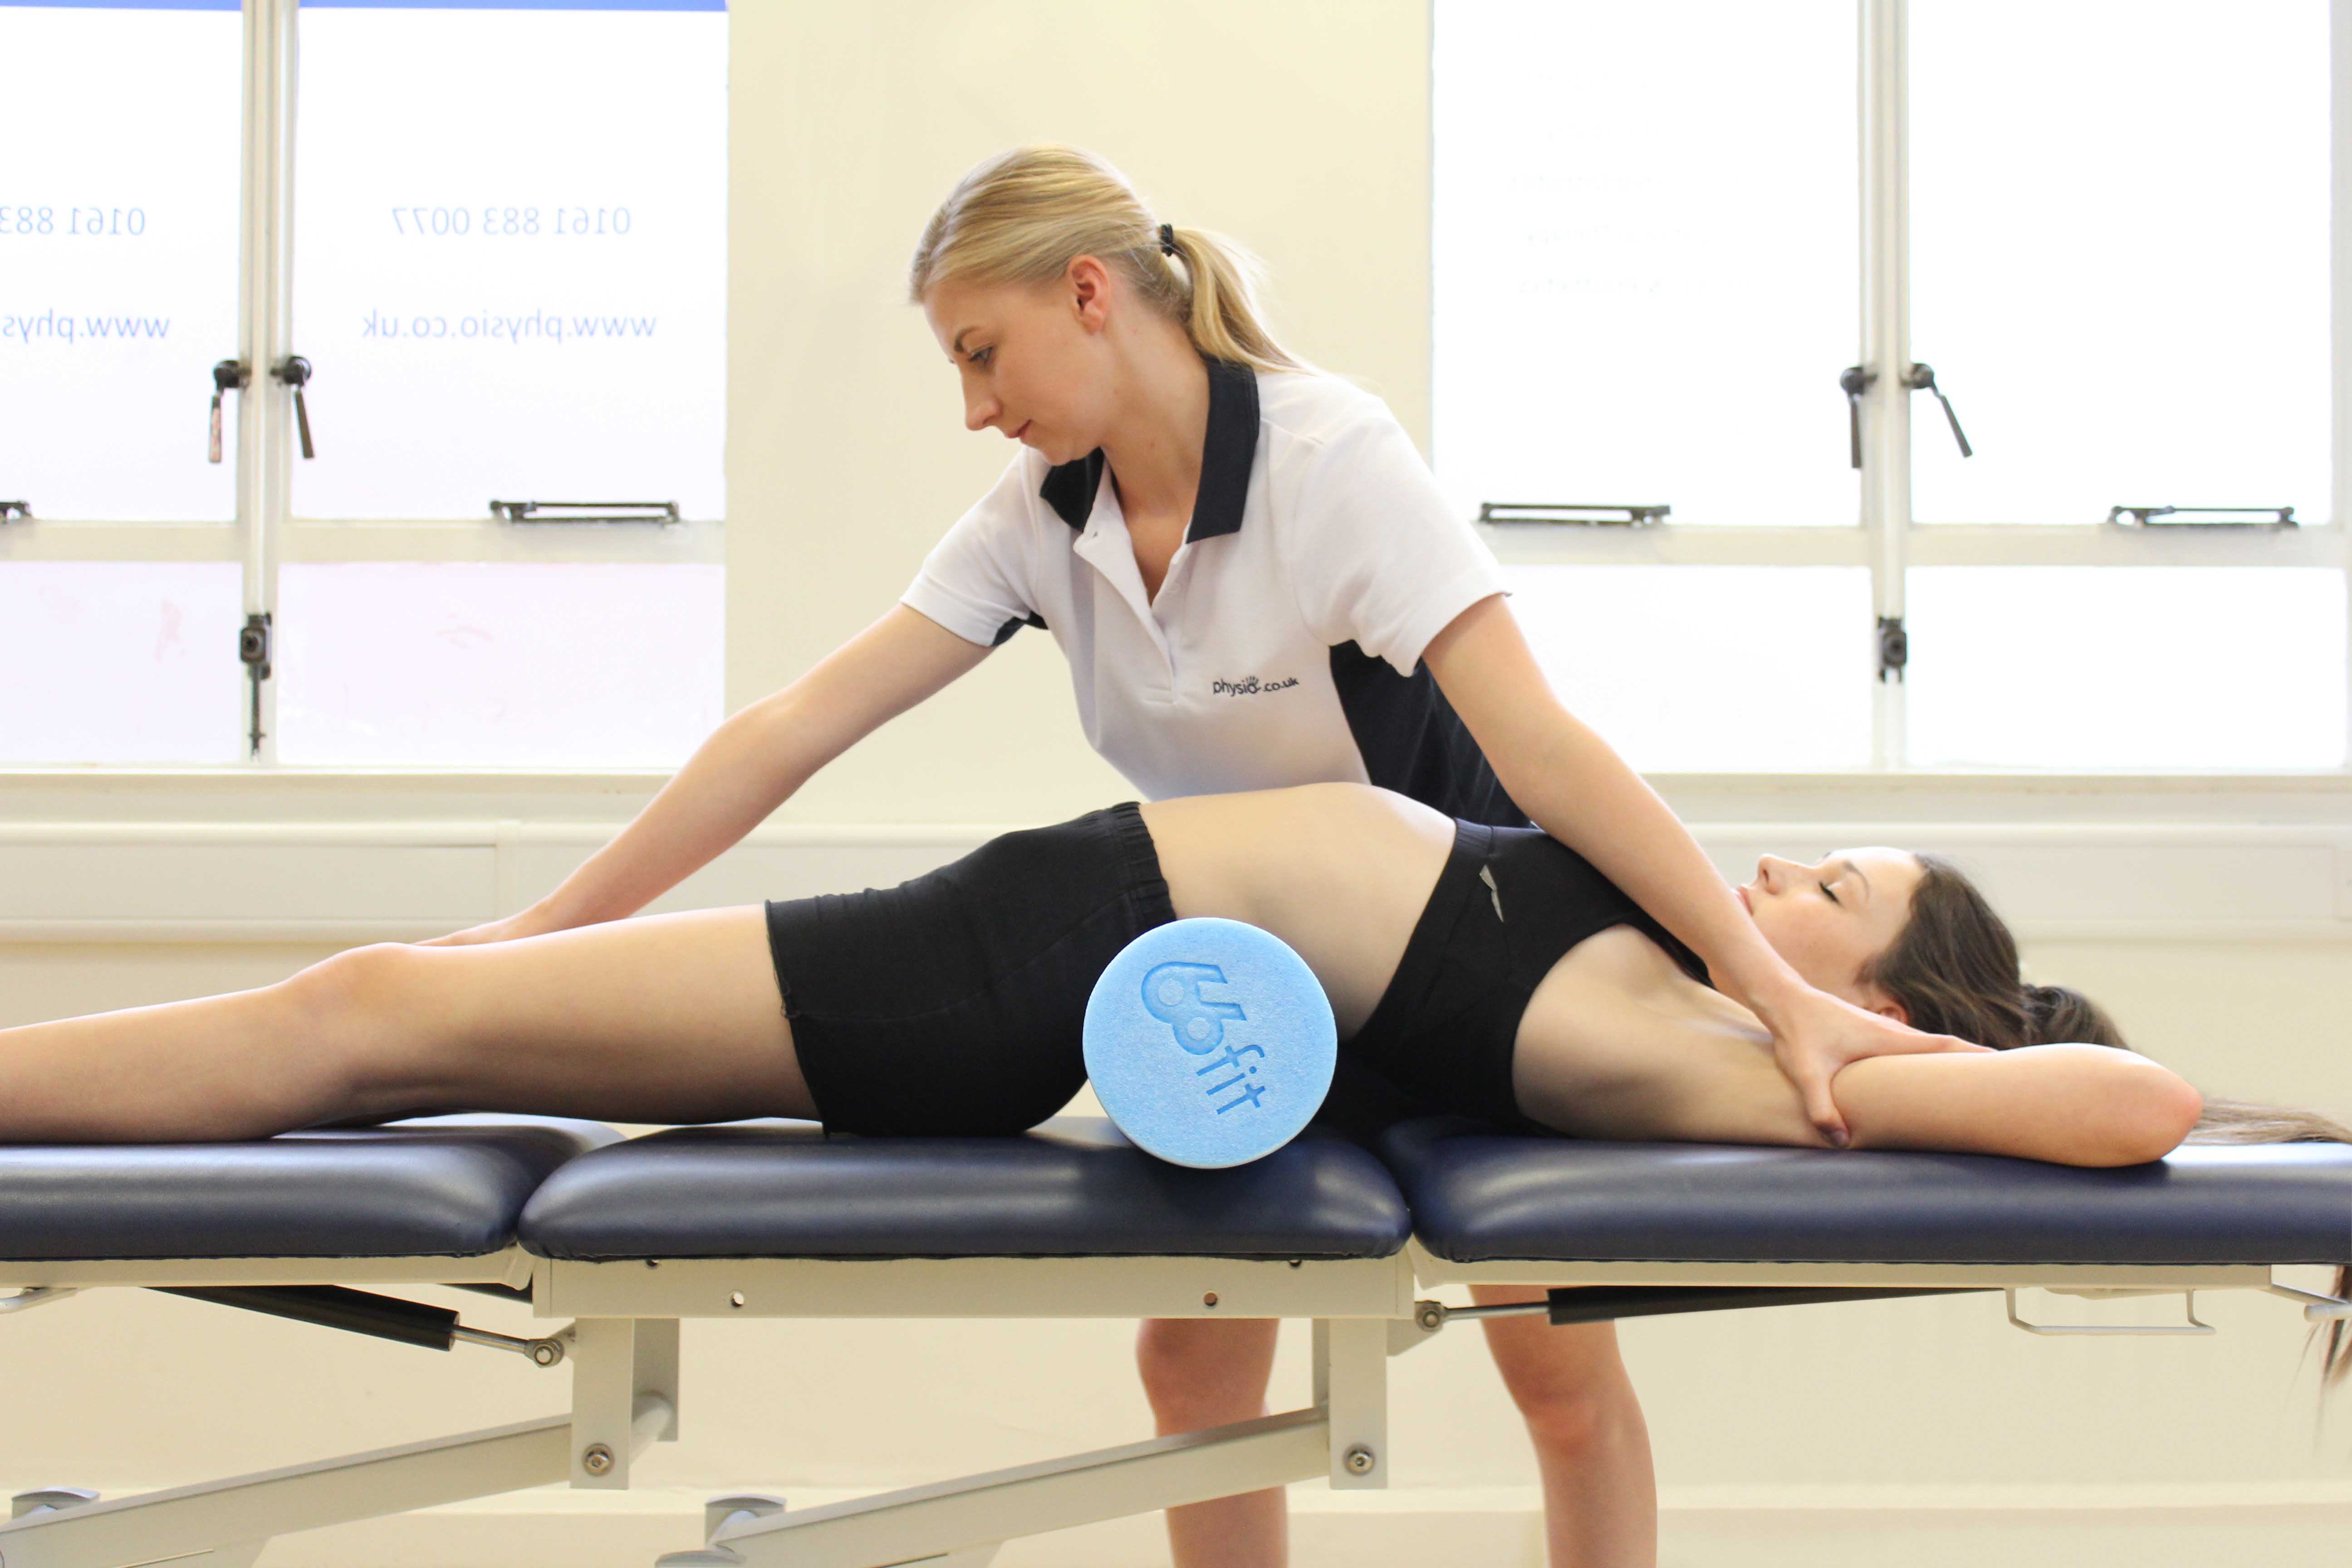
1038, 357, 1261, 542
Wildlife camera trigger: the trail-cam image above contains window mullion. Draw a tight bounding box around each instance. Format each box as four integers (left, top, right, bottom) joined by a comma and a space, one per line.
235, 0, 299, 767
2336, 0, 2351, 774
1859, 0, 1913, 769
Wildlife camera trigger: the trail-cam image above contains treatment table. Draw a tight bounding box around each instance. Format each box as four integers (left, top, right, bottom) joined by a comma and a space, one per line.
2, 1112, 2348, 1568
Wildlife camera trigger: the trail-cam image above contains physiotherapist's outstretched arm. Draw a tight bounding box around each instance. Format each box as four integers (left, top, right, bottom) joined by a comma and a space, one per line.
426, 606, 990, 946
1423, 594, 1988, 1144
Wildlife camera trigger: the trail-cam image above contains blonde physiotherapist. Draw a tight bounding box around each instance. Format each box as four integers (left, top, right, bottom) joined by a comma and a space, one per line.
431, 146, 1975, 1568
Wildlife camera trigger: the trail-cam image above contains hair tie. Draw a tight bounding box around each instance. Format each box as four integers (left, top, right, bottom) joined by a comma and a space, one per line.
1158, 222, 1177, 257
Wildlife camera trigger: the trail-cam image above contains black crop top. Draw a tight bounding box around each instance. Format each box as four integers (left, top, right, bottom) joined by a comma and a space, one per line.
1343, 820, 1710, 1131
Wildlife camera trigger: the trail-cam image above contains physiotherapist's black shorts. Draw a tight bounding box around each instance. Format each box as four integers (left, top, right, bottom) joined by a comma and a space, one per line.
763, 802, 1175, 1137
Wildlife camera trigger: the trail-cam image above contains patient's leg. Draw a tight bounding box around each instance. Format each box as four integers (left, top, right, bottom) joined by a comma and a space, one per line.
0, 907, 812, 1142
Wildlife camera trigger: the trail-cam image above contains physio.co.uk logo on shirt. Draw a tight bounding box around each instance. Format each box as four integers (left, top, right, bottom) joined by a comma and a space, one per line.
1210, 674, 1300, 697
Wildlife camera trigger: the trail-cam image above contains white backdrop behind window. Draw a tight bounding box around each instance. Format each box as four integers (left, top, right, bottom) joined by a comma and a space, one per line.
1907, 568, 2346, 770
292, 0, 726, 520
272, 0, 729, 770
1433, 0, 1859, 526
1508, 566, 1874, 772
276, 563, 725, 767
1909, 0, 2332, 525
0, 0, 240, 521
0, 563, 245, 764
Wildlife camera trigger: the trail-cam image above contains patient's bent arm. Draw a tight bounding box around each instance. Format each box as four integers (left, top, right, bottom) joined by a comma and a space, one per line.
1832, 1044, 2205, 1166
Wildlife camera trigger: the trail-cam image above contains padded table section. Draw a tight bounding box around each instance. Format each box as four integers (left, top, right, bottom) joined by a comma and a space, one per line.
0, 1114, 619, 1262
520, 1117, 1413, 1261
1380, 1120, 2352, 1266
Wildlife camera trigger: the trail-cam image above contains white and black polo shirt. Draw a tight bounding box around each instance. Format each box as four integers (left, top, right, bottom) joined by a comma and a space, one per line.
902, 359, 1524, 823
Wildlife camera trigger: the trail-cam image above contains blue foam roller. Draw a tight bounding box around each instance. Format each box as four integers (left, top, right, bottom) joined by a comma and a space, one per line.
1083, 918, 1337, 1169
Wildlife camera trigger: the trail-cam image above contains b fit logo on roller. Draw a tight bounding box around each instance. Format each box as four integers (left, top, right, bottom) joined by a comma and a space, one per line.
1141, 962, 1268, 1114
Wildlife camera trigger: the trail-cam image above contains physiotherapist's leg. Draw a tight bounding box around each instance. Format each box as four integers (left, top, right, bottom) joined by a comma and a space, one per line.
0, 907, 814, 1141
1473, 1285, 1658, 1568
1137, 1315, 1287, 1568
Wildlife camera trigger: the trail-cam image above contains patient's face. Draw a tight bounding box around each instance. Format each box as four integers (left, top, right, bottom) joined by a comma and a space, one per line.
1740, 847, 1924, 1016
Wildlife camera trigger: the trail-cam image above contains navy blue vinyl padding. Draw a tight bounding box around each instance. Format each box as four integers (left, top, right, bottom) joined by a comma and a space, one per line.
519, 1117, 1413, 1261
0, 1115, 619, 1262
1379, 1119, 2352, 1266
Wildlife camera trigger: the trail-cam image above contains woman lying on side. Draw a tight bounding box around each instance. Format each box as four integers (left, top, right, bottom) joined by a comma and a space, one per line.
8, 781, 2346, 1372
0, 778, 2307, 1169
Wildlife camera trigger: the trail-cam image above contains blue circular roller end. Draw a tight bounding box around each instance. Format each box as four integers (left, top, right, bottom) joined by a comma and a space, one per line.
1083, 918, 1337, 1169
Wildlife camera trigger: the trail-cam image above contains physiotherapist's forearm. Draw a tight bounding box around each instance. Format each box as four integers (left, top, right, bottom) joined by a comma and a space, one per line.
1491, 708, 1808, 1018
529, 605, 991, 932
535, 688, 832, 929
1422, 596, 1809, 1018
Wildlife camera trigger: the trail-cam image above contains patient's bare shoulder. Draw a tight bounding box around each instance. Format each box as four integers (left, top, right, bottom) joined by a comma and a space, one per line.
1513, 926, 1829, 1148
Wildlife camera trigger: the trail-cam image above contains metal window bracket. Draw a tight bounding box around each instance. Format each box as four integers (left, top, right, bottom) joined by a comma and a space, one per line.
2004, 1287, 2214, 1336
1476, 502, 1670, 527
491, 499, 681, 525
239, 612, 273, 760
0, 500, 30, 522
2107, 505, 2297, 529
1877, 615, 1908, 683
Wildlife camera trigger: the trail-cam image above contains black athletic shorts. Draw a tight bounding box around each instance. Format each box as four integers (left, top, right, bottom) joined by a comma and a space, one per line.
763, 802, 1176, 1137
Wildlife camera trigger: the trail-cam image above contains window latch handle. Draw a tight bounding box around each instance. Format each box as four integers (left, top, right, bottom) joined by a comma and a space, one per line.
1838, 365, 1874, 470
209, 358, 249, 465
1903, 363, 1972, 458
273, 356, 316, 460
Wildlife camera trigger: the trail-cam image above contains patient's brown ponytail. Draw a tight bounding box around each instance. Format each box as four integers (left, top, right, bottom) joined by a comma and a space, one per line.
1867, 853, 2351, 1389
1859, 856, 2124, 1053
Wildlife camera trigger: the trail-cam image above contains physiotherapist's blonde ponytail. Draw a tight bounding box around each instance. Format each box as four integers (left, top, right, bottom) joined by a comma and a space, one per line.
908, 144, 1305, 375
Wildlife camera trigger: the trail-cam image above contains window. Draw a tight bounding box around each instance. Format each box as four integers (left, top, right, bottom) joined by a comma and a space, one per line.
1435, 0, 2344, 773
0, 0, 728, 769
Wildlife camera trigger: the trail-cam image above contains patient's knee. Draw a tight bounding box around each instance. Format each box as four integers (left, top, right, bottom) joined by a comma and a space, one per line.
282, 942, 428, 1040
1136, 1318, 1278, 1429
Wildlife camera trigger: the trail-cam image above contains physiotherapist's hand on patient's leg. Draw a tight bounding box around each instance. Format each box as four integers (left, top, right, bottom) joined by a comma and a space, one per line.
423, 605, 991, 948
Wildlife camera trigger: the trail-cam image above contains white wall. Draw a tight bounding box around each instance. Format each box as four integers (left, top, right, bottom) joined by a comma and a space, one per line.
5, 3, 2352, 1563
727, 0, 1432, 823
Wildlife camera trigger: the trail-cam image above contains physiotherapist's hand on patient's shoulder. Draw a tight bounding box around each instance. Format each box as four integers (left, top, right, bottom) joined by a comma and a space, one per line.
1422, 594, 1990, 1146
1749, 981, 1992, 1147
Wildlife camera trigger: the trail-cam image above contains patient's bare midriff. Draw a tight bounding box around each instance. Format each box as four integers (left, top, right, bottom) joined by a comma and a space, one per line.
1139, 784, 1454, 1039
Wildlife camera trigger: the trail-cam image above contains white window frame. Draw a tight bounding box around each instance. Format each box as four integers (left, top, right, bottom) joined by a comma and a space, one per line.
1464, 0, 2352, 776
0, 0, 723, 770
